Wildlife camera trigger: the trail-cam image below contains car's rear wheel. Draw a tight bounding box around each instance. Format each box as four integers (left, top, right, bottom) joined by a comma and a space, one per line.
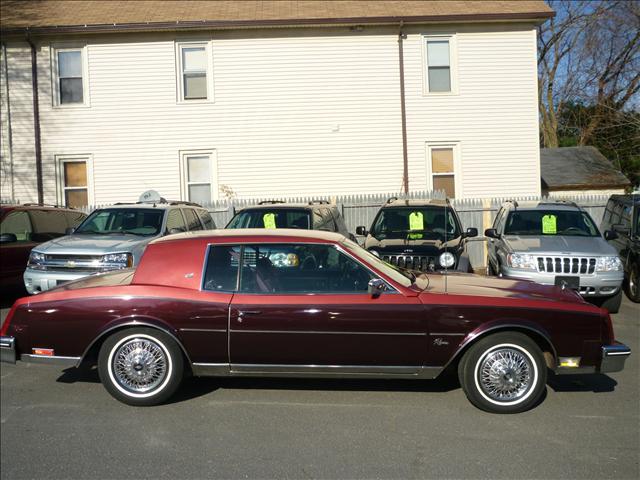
98, 328, 184, 406
625, 263, 640, 303
458, 332, 547, 414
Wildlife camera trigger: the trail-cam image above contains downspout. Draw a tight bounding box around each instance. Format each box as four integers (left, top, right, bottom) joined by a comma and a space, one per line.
397, 21, 409, 194
26, 34, 44, 204
1, 42, 15, 201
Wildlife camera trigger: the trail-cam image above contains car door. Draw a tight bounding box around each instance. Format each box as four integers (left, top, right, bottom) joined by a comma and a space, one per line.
229, 242, 426, 374
0, 210, 37, 287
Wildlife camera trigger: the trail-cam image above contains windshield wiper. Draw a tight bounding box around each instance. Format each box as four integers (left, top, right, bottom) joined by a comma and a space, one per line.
120, 230, 151, 236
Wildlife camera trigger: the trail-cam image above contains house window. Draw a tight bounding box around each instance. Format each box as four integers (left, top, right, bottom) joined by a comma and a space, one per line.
427, 144, 459, 198
57, 156, 91, 207
181, 151, 217, 205
424, 36, 455, 93
53, 47, 88, 106
176, 42, 213, 102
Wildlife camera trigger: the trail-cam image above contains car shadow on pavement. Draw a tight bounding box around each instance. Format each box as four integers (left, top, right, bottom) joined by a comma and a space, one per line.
547, 373, 617, 393
56, 368, 462, 404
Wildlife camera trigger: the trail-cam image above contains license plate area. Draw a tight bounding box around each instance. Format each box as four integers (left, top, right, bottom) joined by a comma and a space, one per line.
555, 276, 580, 290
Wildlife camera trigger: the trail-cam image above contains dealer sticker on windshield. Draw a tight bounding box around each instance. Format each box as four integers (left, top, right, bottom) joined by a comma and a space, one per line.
409, 211, 424, 231
263, 213, 277, 229
542, 214, 557, 234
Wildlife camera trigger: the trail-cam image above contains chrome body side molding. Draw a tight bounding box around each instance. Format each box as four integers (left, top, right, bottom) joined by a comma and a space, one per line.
21, 354, 81, 366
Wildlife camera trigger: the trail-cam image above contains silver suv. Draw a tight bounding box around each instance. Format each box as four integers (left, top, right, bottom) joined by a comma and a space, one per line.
24, 199, 215, 294
485, 200, 624, 313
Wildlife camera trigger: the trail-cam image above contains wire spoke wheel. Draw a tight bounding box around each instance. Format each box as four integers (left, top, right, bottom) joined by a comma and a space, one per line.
477, 347, 533, 403
112, 338, 168, 394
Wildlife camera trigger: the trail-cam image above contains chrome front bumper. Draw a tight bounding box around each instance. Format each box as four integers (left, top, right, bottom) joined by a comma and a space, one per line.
600, 342, 631, 373
0, 336, 16, 364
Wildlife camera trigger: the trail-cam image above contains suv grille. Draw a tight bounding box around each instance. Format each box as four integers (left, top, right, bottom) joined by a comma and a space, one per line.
382, 255, 436, 271
41, 254, 111, 272
536, 256, 596, 274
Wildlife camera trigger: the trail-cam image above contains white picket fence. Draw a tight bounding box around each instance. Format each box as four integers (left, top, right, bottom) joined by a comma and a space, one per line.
1, 191, 612, 270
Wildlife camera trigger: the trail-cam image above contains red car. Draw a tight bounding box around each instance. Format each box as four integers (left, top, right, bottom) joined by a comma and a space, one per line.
0, 229, 631, 413
0, 204, 87, 290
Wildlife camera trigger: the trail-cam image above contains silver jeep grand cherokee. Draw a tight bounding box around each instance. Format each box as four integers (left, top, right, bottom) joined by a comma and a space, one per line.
485, 200, 624, 313
24, 197, 215, 294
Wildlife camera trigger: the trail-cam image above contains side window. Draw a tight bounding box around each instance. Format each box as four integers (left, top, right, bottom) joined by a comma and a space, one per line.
239, 244, 375, 294
621, 205, 632, 228
176, 42, 213, 102
197, 209, 216, 230
0, 211, 33, 241
203, 246, 240, 291
183, 208, 203, 231
28, 209, 67, 241
424, 35, 456, 93
52, 46, 88, 106
165, 209, 186, 233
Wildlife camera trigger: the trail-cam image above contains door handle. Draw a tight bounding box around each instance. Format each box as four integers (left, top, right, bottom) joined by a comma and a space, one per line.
238, 310, 262, 317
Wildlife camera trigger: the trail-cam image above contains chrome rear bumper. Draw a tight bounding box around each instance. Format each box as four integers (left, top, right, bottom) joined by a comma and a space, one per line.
600, 343, 631, 373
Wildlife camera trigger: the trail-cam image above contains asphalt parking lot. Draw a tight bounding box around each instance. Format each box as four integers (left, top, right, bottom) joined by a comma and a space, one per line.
1, 292, 638, 480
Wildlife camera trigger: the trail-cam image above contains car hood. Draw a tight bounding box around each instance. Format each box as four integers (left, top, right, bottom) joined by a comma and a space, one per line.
416, 271, 584, 303
503, 235, 616, 256
33, 234, 155, 255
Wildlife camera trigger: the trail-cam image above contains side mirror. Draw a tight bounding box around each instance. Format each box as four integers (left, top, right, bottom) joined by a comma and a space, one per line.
611, 224, 629, 235
463, 227, 478, 238
604, 229, 619, 241
484, 228, 500, 239
65, 227, 75, 235
367, 278, 386, 298
356, 226, 368, 236
0, 233, 17, 243
168, 227, 185, 235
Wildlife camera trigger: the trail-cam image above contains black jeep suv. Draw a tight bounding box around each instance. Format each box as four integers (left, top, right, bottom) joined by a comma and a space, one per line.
226, 200, 355, 240
356, 198, 477, 272
601, 194, 640, 302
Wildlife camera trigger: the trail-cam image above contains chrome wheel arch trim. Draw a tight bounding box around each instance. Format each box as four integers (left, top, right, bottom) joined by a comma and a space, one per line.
441, 323, 557, 373
78, 320, 193, 368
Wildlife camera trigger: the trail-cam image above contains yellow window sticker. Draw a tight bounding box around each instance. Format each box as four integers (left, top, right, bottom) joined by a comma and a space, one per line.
409, 211, 424, 231
542, 214, 557, 234
263, 213, 277, 229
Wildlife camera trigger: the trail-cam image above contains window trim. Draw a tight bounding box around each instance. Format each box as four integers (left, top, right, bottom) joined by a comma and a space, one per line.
55, 154, 94, 207
175, 40, 214, 103
179, 149, 218, 205
425, 142, 461, 198
51, 44, 90, 108
422, 34, 458, 96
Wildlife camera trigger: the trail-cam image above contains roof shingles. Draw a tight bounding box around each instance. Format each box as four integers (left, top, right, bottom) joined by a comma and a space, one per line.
0, 1, 553, 32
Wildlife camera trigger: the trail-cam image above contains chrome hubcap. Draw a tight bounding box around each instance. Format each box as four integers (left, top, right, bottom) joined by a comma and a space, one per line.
478, 348, 532, 402
112, 338, 167, 393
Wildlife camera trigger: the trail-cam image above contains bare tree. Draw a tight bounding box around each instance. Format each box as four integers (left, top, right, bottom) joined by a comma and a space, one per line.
538, 0, 640, 147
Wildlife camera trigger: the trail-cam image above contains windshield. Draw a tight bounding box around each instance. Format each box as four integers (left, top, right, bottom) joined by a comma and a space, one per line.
370, 207, 460, 241
504, 210, 600, 237
227, 209, 311, 229
341, 238, 413, 287
75, 208, 164, 236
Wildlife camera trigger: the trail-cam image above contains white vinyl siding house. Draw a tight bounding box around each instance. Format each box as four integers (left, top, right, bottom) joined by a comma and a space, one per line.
1, 22, 543, 205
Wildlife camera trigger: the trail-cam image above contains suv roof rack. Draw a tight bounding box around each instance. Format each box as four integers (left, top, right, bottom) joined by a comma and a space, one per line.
504, 199, 519, 208
386, 196, 399, 204
539, 199, 579, 208
308, 199, 330, 205
168, 201, 202, 207
23, 203, 65, 208
258, 200, 286, 205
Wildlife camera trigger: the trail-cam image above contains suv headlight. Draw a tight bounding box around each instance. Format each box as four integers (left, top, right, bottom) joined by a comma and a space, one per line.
102, 252, 133, 269
27, 251, 46, 270
439, 252, 455, 268
596, 256, 623, 272
507, 253, 538, 270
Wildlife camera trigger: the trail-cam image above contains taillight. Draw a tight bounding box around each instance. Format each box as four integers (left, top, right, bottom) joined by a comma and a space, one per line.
0, 302, 18, 336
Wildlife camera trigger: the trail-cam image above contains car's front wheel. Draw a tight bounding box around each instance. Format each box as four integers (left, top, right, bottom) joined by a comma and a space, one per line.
625, 263, 640, 303
98, 328, 184, 406
458, 332, 547, 414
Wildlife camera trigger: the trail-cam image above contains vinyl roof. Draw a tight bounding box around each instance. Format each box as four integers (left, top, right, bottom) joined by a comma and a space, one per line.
0, 1, 554, 35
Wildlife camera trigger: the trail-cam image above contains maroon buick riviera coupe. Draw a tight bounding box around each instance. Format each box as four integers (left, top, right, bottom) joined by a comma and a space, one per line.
0, 230, 631, 413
